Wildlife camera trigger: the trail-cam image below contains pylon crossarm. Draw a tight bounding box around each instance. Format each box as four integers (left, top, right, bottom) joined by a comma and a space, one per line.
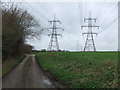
84, 18, 96, 21
81, 26, 99, 29
57, 20, 61, 24
82, 32, 97, 35
47, 27, 64, 30
48, 34, 62, 37
57, 34, 62, 37
47, 28, 50, 31
48, 20, 61, 23
48, 34, 52, 37
92, 26, 99, 29
56, 27, 64, 30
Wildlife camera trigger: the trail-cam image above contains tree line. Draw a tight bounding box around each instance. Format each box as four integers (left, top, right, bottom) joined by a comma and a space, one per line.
2, 2, 42, 60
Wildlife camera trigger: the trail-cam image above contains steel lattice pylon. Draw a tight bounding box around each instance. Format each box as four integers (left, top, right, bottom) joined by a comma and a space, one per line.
81, 12, 99, 51
47, 16, 64, 51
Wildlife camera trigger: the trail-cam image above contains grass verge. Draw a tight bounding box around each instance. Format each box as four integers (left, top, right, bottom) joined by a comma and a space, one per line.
2, 55, 26, 77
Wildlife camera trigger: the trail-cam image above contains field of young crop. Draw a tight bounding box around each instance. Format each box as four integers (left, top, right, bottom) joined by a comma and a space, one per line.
36, 52, 118, 88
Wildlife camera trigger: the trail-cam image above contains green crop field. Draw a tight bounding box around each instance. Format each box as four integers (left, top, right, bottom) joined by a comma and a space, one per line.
36, 52, 118, 88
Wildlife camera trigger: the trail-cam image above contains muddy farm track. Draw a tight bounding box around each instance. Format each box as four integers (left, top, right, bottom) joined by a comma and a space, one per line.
2, 55, 64, 88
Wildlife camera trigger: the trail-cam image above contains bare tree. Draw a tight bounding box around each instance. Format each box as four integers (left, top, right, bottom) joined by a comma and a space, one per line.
2, 2, 42, 59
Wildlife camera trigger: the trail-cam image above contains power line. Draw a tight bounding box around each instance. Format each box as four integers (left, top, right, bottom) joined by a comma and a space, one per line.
37, 2, 53, 17
99, 4, 118, 27
99, 16, 118, 34
96, 2, 105, 20
22, 2, 51, 32
78, 0, 83, 26
98, 3, 118, 34
81, 0, 83, 24
23, 1, 49, 21
84, 0, 87, 18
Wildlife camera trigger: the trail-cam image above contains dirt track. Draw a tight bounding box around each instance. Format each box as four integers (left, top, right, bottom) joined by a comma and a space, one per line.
2, 55, 58, 88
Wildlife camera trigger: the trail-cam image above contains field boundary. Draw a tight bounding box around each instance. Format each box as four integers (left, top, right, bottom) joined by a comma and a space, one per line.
35, 55, 67, 88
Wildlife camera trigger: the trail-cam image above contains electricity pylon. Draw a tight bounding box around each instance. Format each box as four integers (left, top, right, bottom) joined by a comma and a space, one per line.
47, 16, 64, 51
81, 12, 99, 51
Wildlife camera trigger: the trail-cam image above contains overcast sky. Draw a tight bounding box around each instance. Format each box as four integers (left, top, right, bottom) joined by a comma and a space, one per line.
20, 0, 118, 51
